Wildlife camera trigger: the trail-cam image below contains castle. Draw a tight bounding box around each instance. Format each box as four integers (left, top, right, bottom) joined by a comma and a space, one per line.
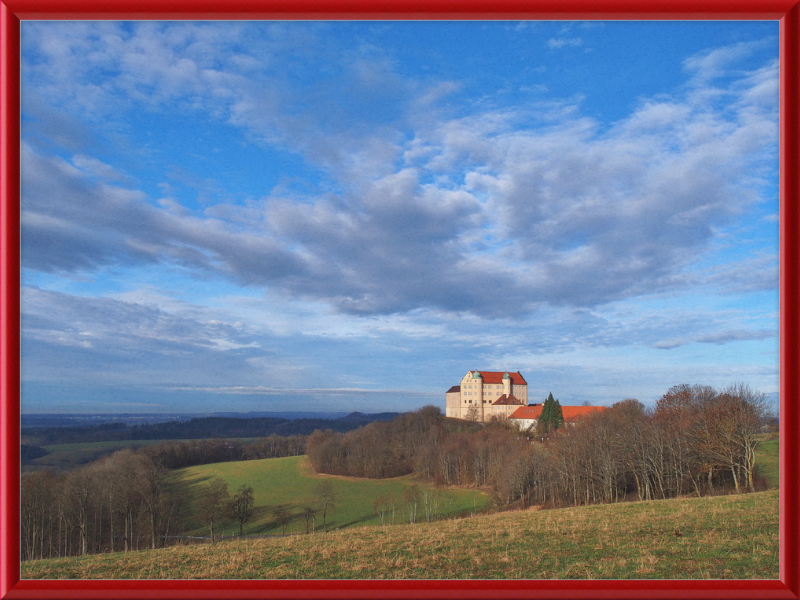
445, 370, 528, 422
445, 370, 606, 425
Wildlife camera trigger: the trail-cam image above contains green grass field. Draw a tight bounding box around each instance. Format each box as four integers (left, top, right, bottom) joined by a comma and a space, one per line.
22, 488, 779, 580
178, 456, 488, 535
756, 436, 779, 487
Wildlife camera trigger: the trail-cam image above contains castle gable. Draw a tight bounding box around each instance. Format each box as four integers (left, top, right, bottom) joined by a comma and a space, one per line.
492, 394, 524, 406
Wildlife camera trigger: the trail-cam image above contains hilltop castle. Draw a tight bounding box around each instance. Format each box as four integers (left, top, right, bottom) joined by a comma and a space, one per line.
445, 370, 528, 422
445, 370, 606, 425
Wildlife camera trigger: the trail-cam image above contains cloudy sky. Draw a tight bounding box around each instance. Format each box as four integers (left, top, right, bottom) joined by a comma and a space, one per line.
20, 20, 779, 414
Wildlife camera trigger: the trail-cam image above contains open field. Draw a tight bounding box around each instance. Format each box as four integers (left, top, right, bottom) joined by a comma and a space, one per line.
22, 488, 778, 580
178, 456, 488, 535
756, 436, 779, 487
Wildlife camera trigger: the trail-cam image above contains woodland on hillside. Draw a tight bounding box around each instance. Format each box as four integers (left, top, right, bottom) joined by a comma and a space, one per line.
308, 383, 773, 507
20, 436, 308, 560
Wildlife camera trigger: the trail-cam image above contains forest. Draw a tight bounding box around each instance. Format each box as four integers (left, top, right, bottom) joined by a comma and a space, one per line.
308, 383, 773, 507
20, 435, 309, 560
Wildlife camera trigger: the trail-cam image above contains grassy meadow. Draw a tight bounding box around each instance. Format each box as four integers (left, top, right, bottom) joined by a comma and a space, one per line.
22, 488, 779, 580
756, 436, 779, 487
178, 456, 488, 535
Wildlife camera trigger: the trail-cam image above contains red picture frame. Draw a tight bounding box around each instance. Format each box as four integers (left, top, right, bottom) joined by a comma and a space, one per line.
1, 2, 798, 598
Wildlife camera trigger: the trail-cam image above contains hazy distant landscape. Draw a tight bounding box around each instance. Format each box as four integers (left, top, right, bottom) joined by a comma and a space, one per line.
21, 412, 353, 428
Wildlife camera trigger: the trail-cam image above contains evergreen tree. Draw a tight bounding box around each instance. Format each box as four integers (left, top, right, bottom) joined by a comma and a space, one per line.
538, 393, 554, 434
538, 392, 564, 434
551, 396, 564, 430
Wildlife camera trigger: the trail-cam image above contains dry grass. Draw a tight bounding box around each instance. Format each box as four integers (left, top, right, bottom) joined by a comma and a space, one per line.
22, 489, 778, 580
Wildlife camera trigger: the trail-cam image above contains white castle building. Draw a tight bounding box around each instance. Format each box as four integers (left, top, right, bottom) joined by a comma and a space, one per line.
445, 370, 528, 422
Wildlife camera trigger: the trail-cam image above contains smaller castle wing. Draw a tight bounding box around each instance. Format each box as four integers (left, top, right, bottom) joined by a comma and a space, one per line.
492, 394, 525, 406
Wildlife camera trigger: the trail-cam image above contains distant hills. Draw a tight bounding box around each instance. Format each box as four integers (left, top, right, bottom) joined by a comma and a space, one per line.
22, 411, 402, 446
20, 411, 355, 428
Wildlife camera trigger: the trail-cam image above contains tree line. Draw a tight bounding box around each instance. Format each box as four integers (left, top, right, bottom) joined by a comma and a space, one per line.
144, 435, 308, 469
308, 383, 772, 510
21, 434, 305, 561
22, 449, 182, 560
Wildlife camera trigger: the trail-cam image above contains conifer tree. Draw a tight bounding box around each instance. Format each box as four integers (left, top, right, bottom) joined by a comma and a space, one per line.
538, 392, 564, 434
551, 396, 564, 430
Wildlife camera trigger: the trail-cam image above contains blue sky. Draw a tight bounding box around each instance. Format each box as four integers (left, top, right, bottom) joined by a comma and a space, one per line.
19, 20, 779, 414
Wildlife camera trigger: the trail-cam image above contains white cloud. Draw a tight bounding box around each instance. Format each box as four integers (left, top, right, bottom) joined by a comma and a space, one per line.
71, 154, 131, 183
546, 37, 583, 49
21, 31, 778, 322
653, 329, 775, 349
683, 40, 766, 82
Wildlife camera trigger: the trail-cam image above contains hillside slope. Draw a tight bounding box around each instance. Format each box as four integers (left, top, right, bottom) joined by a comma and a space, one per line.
177, 456, 488, 535
23, 489, 778, 580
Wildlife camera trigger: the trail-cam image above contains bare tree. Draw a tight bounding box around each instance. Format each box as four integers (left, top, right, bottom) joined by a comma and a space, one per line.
724, 383, 767, 492
229, 484, 255, 536
703, 384, 767, 492
272, 505, 292, 535
197, 478, 229, 542
63, 468, 93, 556
373, 493, 394, 526
421, 486, 443, 522
301, 505, 317, 534
402, 484, 419, 524
313, 481, 338, 532
134, 453, 166, 550
21, 471, 58, 560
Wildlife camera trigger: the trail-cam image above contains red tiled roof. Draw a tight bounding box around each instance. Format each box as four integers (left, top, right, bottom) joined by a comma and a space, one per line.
508, 405, 607, 421
508, 405, 542, 419
472, 371, 527, 385
446, 385, 461, 394
492, 394, 525, 406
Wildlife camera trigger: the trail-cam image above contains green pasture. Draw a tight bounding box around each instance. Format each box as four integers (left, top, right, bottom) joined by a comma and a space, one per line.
177, 456, 488, 535
755, 436, 779, 487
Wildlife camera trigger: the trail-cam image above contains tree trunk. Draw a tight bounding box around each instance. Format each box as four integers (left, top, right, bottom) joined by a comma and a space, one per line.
109, 493, 114, 553
730, 463, 739, 490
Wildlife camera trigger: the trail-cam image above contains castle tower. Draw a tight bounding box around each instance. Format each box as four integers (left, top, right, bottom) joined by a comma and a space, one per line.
472, 370, 484, 421
503, 372, 511, 397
